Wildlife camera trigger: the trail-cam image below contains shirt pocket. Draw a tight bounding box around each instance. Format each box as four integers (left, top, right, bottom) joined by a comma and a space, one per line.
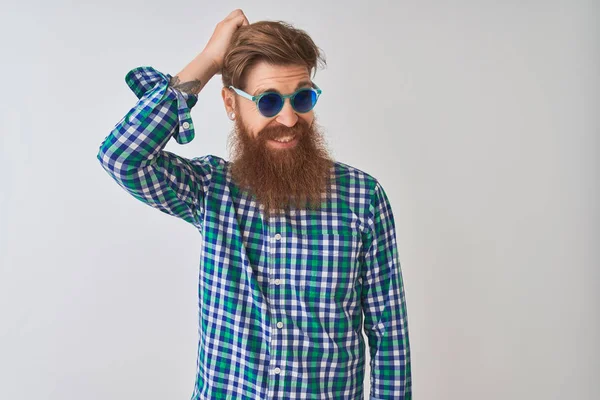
298, 230, 362, 300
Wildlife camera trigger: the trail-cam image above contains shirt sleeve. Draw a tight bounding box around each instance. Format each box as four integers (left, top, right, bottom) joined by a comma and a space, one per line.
96, 65, 212, 230
361, 181, 412, 399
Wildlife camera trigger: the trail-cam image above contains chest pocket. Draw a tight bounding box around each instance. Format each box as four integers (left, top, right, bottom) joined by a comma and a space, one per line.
298, 230, 362, 300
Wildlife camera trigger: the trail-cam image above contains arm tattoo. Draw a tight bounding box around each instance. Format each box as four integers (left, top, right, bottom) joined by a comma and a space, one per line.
168, 75, 202, 95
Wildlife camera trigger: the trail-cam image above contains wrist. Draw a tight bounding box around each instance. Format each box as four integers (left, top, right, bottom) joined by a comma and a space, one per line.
198, 50, 221, 76
172, 52, 220, 95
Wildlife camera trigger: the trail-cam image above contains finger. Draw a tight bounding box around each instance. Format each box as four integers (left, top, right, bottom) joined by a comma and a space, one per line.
226, 9, 243, 19
234, 14, 249, 27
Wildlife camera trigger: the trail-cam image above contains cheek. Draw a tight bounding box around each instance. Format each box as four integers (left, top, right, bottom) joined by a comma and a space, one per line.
237, 105, 265, 137
300, 113, 314, 126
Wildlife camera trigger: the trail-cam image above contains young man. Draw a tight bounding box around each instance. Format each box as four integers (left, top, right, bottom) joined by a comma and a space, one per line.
97, 9, 411, 400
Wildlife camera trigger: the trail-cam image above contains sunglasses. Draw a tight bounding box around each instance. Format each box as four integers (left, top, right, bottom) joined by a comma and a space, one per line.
228, 83, 322, 118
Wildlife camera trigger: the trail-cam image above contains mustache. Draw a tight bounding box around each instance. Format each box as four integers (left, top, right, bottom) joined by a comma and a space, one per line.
259, 119, 311, 140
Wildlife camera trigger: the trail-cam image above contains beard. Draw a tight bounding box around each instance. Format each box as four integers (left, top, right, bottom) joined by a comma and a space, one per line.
226, 111, 335, 222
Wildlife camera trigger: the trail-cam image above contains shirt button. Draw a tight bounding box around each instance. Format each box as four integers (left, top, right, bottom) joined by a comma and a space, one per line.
274, 367, 281, 374
274, 233, 282, 240
274, 279, 281, 285
276, 321, 283, 328
182, 121, 190, 129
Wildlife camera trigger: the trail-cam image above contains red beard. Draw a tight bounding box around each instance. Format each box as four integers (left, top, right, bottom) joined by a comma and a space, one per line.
227, 113, 335, 222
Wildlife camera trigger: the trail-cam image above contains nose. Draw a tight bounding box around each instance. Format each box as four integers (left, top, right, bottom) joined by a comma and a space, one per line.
274, 98, 298, 127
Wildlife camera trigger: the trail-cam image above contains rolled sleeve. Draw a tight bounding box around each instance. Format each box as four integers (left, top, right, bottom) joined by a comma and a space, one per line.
124, 65, 198, 144
96, 65, 211, 230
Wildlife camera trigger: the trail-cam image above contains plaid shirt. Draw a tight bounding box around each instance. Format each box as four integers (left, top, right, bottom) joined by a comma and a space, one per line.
97, 65, 412, 400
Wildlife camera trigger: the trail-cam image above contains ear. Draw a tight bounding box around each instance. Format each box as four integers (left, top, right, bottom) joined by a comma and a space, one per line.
221, 87, 236, 114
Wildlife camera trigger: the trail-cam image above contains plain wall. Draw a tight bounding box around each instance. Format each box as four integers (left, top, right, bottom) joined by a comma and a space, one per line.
1, 1, 598, 399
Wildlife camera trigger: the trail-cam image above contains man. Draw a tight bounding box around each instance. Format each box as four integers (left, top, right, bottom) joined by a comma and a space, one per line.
97, 9, 411, 400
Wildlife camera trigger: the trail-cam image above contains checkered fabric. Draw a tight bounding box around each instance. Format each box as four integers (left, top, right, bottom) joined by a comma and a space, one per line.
97, 65, 411, 399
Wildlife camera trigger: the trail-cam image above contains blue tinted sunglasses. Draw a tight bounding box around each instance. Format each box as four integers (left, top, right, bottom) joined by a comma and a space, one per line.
228, 83, 322, 118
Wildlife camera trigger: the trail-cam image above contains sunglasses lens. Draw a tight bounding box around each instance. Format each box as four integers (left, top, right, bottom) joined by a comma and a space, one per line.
258, 93, 283, 117
293, 89, 317, 113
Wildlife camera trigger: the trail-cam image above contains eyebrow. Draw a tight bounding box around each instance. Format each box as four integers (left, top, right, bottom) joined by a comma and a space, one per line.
253, 80, 313, 97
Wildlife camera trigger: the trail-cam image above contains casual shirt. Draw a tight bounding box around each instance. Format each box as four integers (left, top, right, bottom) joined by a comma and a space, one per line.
96, 65, 412, 399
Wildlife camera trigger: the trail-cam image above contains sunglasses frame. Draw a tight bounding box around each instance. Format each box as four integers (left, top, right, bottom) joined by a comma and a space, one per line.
228, 83, 322, 117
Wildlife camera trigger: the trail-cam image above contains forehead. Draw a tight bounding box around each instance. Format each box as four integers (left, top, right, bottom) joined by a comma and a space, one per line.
244, 61, 311, 95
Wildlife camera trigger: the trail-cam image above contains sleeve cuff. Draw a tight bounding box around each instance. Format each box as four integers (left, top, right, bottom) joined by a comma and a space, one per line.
124, 65, 198, 145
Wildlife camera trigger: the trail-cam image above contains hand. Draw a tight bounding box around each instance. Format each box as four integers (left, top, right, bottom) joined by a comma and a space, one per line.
202, 9, 250, 75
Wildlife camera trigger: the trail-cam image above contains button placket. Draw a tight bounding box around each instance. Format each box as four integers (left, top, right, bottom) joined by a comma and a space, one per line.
270, 232, 284, 380
272, 232, 282, 287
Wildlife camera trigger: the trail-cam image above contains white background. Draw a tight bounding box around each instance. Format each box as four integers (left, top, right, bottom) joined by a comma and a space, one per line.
1, 1, 598, 399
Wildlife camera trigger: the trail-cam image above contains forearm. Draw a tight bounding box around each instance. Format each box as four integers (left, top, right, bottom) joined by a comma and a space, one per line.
170, 51, 220, 95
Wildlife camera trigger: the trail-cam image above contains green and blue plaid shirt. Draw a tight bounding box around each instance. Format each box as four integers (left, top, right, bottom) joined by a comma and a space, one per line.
97, 66, 411, 400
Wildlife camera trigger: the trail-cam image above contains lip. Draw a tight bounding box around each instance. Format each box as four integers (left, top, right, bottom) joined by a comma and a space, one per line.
268, 136, 299, 149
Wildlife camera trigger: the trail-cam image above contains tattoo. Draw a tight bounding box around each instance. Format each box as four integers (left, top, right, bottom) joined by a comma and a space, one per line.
168, 75, 202, 95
